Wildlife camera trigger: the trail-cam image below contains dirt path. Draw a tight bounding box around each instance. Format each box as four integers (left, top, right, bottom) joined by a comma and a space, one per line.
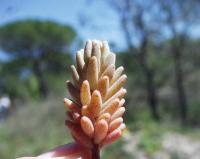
123, 131, 200, 159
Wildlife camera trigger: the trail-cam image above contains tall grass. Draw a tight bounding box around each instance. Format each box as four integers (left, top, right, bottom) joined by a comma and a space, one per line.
0, 96, 71, 159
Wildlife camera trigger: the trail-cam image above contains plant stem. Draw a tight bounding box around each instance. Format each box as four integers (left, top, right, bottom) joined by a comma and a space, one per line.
92, 144, 100, 159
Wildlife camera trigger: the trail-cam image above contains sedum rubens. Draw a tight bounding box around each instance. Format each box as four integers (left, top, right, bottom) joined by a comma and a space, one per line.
64, 40, 127, 159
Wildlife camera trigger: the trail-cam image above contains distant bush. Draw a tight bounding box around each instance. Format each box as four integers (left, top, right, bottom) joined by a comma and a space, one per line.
188, 101, 200, 125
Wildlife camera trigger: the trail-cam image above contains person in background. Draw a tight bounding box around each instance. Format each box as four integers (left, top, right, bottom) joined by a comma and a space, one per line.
0, 95, 11, 122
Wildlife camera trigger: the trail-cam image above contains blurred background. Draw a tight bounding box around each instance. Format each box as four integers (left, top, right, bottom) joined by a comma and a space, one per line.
0, 0, 200, 158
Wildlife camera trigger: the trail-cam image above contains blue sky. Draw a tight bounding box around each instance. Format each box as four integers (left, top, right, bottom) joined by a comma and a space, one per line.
0, 0, 126, 60
0, 0, 200, 60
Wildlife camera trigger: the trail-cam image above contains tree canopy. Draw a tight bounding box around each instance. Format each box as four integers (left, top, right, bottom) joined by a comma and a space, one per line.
0, 20, 76, 97
0, 20, 76, 57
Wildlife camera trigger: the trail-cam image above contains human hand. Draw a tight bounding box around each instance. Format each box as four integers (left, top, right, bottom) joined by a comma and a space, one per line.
16, 142, 92, 159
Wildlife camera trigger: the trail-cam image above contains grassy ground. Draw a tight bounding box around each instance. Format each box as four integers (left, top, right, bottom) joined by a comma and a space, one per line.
0, 96, 71, 159
0, 97, 200, 159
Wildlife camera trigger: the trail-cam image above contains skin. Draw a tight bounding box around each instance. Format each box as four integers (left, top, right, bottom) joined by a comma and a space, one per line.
16, 143, 92, 159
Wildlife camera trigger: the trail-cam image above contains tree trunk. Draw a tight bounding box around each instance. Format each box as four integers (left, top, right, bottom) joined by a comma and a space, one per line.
139, 38, 160, 121
172, 47, 188, 124
144, 66, 160, 120
117, 4, 160, 121
33, 59, 48, 97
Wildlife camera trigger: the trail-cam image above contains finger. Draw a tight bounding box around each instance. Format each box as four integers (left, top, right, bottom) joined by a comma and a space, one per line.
16, 157, 36, 159
44, 157, 75, 159
17, 155, 79, 159
38, 143, 91, 159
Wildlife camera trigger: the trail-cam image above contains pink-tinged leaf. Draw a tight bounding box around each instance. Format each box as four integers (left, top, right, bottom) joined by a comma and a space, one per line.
102, 129, 122, 146
92, 41, 101, 72
101, 41, 110, 60
119, 123, 126, 131
119, 98, 125, 107
103, 88, 127, 108
66, 81, 80, 104
81, 105, 89, 116
84, 40, 92, 63
98, 113, 111, 123
80, 80, 91, 105
101, 98, 120, 115
100, 64, 115, 81
76, 50, 85, 74
103, 53, 116, 71
111, 66, 124, 84
108, 117, 123, 132
94, 119, 108, 144
98, 76, 109, 100
66, 121, 93, 148
66, 112, 74, 122
89, 90, 102, 118
70, 65, 80, 88
105, 74, 127, 100
86, 56, 98, 90
64, 98, 80, 113
111, 107, 125, 121
80, 116, 94, 138
72, 112, 81, 123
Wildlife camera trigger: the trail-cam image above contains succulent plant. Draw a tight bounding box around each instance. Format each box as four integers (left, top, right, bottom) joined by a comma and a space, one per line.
64, 40, 127, 159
